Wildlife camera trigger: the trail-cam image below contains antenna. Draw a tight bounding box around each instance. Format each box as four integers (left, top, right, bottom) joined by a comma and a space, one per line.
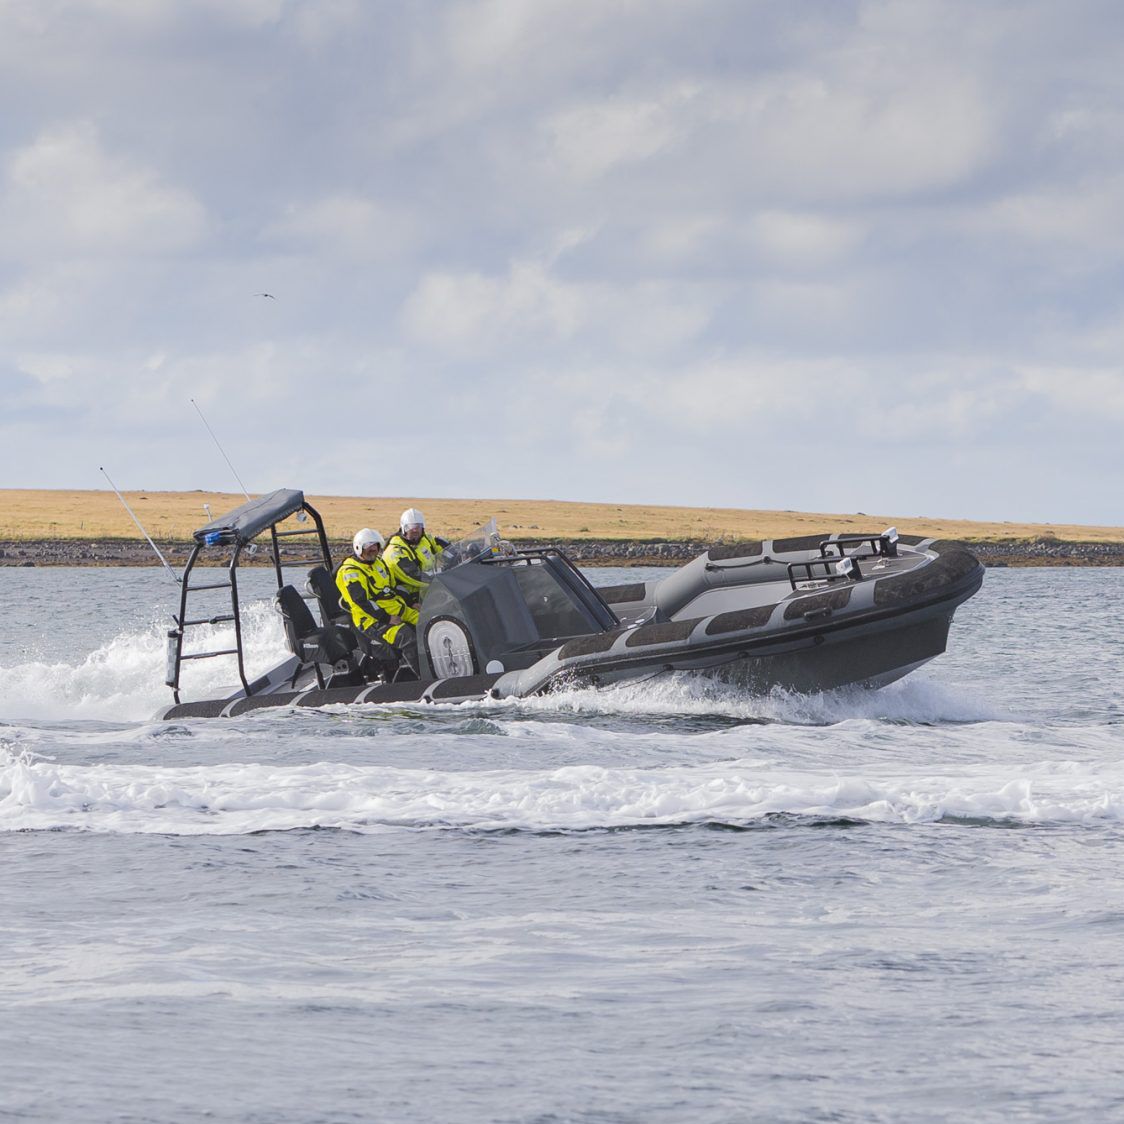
99, 467, 180, 584
190, 397, 251, 500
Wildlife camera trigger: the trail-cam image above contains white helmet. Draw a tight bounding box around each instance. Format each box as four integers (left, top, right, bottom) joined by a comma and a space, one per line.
400, 507, 425, 532
353, 527, 384, 555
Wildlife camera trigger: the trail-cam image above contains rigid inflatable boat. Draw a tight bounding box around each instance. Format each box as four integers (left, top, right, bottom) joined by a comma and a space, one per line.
159, 490, 984, 720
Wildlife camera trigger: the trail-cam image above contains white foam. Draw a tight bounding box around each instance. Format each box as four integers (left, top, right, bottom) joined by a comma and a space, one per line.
500, 670, 1008, 726
0, 601, 290, 723
4, 748, 1122, 835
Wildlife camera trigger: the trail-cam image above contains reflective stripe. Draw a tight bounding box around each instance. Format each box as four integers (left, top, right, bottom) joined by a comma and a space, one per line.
336, 555, 405, 632
384, 532, 445, 595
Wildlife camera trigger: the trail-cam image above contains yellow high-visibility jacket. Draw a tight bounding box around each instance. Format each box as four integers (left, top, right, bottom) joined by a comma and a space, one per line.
382, 532, 448, 602
335, 554, 418, 635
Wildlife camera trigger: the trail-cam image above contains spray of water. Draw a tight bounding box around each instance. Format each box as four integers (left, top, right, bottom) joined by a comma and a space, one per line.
0, 601, 290, 722
498, 670, 1008, 727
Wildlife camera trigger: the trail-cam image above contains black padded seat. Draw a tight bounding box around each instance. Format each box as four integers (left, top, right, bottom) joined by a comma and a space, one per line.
306, 565, 350, 627
275, 585, 356, 688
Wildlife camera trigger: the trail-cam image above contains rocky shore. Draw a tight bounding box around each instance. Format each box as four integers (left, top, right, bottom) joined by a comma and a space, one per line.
2, 536, 1123, 568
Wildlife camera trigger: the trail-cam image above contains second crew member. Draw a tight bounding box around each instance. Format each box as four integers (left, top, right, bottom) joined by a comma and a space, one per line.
382, 507, 450, 606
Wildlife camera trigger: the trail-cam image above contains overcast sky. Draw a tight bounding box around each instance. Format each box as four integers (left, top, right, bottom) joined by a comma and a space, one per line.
1, 0, 1121, 524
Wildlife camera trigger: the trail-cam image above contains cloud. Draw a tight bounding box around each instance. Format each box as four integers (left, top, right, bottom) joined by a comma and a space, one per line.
533, 41, 998, 203
0, 1, 1122, 522
262, 194, 419, 261
0, 123, 208, 260
402, 262, 581, 354
984, 177, 1124, 260
542, 85, 698, 182
0, 0, 286, 33
401, 259, 711, 359
1017, 364, 1124, 422
746, 211, 866, 269
713, 67, 995, 202
437, 0, 654, 80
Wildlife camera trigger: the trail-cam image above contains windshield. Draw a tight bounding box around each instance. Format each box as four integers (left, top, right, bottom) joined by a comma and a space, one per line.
434, 518, 505, 572
510, 561, 594, 639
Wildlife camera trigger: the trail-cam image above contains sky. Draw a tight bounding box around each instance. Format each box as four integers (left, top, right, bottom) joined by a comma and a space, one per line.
1, 0, 1122, 524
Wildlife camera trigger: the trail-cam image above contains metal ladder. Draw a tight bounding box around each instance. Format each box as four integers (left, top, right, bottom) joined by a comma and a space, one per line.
166, 497, 334, 703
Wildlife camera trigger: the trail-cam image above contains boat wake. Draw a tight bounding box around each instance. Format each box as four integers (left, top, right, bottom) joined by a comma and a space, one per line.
506, 671, 1007, 726
2, 746, 1122, 835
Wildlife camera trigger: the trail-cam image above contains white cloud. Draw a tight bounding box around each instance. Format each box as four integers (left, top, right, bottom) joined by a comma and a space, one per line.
534, 52, 997, 205
289, 0, 363, 45
10, 337, 358, 430
748, 278, 864, 338
262, 194, 418, 260
0, 271, 68, 339
439, 0, 648, 75
401, 259, 710, 359
984, 177, 1124, 257
531, 355, 1044, 451
641, 216, 721, 264
392, 0, 669, 148
624, 357, 853, 435
542, 84, 698, 182
726, 70, 996, 200
1017, 364, 1124, 420
856, 368, 1026, 442
439, 0, 545, 72
746, 210, 866, 269
31, 0, 285, 29
0, 1, 1122, 520
0, 260, 148, 348
402, 262, 585, 354
16, 351, 80, 387
0, 123, 208, 260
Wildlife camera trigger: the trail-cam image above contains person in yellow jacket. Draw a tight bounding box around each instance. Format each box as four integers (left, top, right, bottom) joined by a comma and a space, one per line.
382, 507, 451, 607
336, 528, 419, 676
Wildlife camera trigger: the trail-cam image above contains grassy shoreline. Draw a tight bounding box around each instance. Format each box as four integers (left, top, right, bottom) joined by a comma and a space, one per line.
3, 488, 1123, 545
1, 489, 1122, 567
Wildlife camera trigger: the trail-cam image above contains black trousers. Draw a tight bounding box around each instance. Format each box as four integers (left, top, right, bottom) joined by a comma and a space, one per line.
356, 623, 419, 678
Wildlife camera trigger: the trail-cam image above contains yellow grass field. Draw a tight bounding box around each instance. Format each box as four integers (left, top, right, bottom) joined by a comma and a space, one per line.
1, 489, 1121, 544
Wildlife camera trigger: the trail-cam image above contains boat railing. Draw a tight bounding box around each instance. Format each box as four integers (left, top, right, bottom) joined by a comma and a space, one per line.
165, 490, 334, 703
787, 554, 865, 591
817, 528, 899, 560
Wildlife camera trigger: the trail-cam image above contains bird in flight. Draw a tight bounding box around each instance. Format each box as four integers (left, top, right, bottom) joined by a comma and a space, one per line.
254, 292, 276, 299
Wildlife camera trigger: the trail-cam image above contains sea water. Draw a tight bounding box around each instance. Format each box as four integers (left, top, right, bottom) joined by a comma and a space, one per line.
2, 566, 1123, 1123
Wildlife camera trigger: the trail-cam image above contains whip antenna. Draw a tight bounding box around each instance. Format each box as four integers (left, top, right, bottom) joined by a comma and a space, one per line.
99, 467, 180, 584
190, 397, 250, 500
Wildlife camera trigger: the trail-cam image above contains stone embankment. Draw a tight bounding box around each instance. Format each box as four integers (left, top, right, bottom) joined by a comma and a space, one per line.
2, 536, 1124, 568
544, 538, 1124, 567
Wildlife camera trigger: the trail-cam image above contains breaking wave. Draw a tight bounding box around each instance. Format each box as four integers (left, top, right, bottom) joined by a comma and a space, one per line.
3, 745, 1122, 835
